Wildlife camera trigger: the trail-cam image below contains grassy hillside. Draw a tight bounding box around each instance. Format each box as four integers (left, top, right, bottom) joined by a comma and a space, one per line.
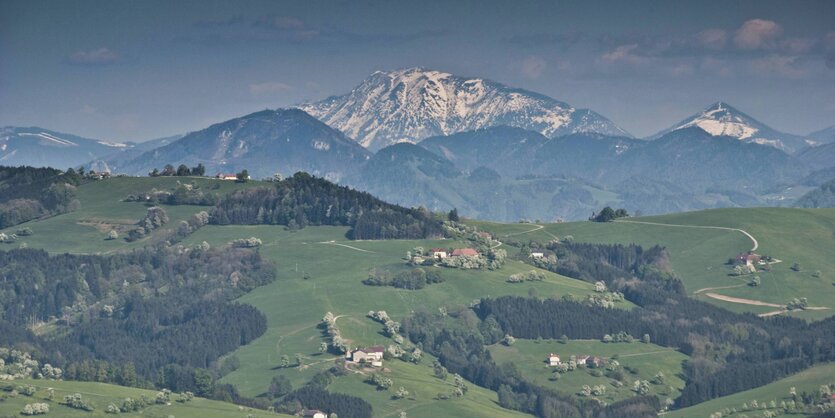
8, 176, 835, 416
489, 339, 688, 404
475, 207, 835, 320
0, 176, 255, 254
178, 225, 616, 417
0, 379, 285, 417
670, 362, 835, 417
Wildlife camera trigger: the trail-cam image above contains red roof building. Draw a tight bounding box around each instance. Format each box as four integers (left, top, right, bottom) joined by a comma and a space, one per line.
451, 248, 479, 257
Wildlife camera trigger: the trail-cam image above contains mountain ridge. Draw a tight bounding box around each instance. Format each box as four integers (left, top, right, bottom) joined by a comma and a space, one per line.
105, 108, 371, 180
0, 126, 129, 169
300, 67, 631, 150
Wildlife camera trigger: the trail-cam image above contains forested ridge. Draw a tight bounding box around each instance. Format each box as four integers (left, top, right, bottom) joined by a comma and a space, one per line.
0, 245, 275, 402
0, 165, 81, 228
210, 172, 444, 239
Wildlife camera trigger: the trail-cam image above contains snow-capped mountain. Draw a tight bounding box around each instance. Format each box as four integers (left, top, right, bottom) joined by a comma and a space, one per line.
0, 126, 128, 169
649, 102, 808, 153
299, 67, 630, 151
110, 108, 371, 180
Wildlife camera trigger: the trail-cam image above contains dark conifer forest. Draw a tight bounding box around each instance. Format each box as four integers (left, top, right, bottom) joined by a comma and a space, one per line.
210, 172, 443, 239
0, 165, 81, 228
0, 246, 275, 399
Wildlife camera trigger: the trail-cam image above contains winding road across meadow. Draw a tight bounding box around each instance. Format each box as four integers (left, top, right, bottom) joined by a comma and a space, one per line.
615, 219, 758, 252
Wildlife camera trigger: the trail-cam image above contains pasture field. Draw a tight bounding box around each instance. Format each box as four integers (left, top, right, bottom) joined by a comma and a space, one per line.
0, 176, 255, 254
0, 378, 283, 417
670, 362, 835, 418
474, 208, 835, 320
489, 339, 688, 404
179, 224, 617, 417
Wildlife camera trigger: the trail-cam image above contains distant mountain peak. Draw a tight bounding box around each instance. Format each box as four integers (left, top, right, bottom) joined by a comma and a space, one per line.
651, 102, 808, 153
106, 108, 370, 180
299, 68, 630, 151
0, 126, 129, 168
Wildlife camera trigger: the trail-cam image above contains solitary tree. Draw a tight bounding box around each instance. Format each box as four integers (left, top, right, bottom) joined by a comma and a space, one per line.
236, 169, 250, 183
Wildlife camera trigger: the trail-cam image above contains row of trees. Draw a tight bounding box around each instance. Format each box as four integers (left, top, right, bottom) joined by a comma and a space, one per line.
149, 163, 206, 177
590, 207, 629, 223
363, 268, 445, 289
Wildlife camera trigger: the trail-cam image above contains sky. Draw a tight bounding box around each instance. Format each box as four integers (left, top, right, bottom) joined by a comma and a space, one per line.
1, 0, 834, 142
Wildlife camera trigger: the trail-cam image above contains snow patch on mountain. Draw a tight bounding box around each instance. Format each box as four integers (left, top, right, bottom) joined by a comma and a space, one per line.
300, 67, 630, 150
651, 102, 809, 153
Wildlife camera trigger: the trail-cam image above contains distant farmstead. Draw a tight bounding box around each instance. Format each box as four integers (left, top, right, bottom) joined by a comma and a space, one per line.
547, 353, 561, 366
451, 248, 478, 257
430, 248, 449, 259
215, 173, 238, 180
530, 251, 545, 259
349, 346, 384, 367
301, 409, 327, 418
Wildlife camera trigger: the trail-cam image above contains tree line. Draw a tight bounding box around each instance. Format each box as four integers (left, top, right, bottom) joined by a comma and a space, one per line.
210, 172, 444, 240
0, 165, 82, 228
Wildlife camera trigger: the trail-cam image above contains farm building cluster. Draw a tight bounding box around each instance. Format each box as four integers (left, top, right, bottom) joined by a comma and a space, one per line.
732, 251, 777, 272
346, 346, 384, 368
547, 353, 605, 368
409, 247, 477, 265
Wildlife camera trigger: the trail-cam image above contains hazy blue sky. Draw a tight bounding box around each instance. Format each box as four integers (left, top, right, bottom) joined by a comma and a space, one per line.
2, 0, 834, 141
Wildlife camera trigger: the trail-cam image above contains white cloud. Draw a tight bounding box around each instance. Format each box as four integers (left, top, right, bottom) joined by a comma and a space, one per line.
248, 81, 294, 96
600, 44, 646, 65
734, 19, 783, 50
780, 37, 815, 54
68, 47, 120, 65
695, 29, 728, 50
520, 56, 547, 79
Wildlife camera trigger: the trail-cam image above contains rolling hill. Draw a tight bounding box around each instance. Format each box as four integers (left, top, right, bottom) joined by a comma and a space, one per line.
2, 175, 835, 417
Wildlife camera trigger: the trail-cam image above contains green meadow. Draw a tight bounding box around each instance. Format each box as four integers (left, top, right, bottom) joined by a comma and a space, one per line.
475, 207, 835, 320
5, 177, 835, 416
178, 224, 614, 417
489, 339, 689, 404
0, 176, 258, 254
0, 379, 286, 417
670, 362, 835, 418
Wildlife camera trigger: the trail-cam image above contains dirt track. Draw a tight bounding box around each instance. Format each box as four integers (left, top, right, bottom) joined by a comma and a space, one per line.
703, 292, 783, 307
615, 219, 758, 252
